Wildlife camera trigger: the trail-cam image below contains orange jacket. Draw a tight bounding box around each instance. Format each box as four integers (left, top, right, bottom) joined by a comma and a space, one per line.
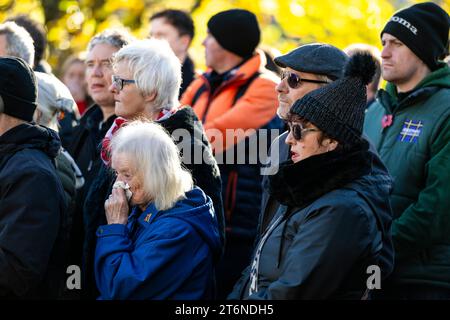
181, 51, 279, 153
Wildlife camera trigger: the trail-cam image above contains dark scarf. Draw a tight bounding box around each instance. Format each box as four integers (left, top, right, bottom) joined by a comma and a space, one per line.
207, 58, 249, 96
268, 140, 373, 210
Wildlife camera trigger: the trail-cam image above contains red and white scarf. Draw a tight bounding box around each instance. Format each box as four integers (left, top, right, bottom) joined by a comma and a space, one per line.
100, 108, 178, 166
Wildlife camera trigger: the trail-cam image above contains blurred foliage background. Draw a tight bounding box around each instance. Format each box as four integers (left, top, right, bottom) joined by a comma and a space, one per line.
0, 0, 448, 75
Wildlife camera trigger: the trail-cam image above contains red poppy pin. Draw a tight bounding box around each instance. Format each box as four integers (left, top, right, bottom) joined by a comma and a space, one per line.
381, 115, 393, 128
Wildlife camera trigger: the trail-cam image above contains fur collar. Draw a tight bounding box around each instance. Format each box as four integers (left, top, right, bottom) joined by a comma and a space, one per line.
268, 141, 373, 209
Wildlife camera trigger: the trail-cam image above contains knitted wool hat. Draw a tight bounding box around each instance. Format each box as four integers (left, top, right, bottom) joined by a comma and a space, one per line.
0, 56, 37, 122
207, 9, 260, 58
381, 2, 450, 71
290, 53, 377, 146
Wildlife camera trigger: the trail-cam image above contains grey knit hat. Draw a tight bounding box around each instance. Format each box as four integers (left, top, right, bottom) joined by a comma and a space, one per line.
290, 53, 376, 145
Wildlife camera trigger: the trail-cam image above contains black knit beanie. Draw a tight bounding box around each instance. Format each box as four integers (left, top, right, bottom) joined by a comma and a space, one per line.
381, 2, 450, 71
207, 9, 260, 58
290, 53, 377, 146
0, 57, 37, 122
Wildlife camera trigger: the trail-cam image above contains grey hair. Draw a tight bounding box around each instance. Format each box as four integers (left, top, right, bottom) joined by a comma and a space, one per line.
87, 28, 135, 52
34, 72, 77, 131
110, 120, 193, 211
316, 74, 333, 85
113, 38, 181, 112
0, 21, 35, 67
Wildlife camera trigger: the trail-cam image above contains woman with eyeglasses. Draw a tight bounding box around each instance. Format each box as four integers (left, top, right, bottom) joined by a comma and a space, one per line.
106, 38, 224, 244
83, 39, 224, 299
104, 40, 223, 251
229, 53, 393, 300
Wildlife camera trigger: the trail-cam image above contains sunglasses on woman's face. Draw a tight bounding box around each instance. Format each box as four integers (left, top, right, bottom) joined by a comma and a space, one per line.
288, 123, 320, 140
281, 71, 329, 89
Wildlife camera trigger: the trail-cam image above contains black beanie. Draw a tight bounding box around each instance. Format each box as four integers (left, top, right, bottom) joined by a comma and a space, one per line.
290, 53, 377, 146
207, 9, 260, 58
0, 57, 37, 122
381, 2, 450, 71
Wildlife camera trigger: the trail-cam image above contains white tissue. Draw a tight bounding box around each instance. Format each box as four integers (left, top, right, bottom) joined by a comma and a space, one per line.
113, 181, 133, 201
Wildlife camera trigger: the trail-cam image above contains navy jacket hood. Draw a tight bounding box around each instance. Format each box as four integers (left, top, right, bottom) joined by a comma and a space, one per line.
159, 187, 222, 262
0, 123, 61, 164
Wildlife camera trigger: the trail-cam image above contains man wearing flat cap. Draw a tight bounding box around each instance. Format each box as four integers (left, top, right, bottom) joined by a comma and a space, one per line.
181, 9, 283, 298
0, 57, 67, 298
229, 43, 394, 299
364, 2, 450, 299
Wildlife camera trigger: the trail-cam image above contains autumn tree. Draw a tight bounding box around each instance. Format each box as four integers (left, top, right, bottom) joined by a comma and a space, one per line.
0, 0, 448, 74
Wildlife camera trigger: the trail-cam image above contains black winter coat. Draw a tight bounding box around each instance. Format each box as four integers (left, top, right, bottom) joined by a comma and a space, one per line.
230, 141, 394, 299
0, 123, 67, 298
66, 105, 116, 267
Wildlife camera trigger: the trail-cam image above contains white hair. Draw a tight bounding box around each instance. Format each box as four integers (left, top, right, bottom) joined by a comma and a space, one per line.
0, 21, 35, 67
113, 38, 181, 112
34, 72, 77, 131
110, 120, 193, 211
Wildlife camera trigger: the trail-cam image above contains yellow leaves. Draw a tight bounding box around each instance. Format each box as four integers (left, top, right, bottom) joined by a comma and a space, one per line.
1, 0, 448, 74
289, 1, 306, 17
0, 0, 43, 22
261, 0, 278, 13
105, 0, 144, 12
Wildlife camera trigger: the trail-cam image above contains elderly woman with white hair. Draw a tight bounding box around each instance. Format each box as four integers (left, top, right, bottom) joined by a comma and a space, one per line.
34, 72, 84, 204
32, 71, 85, 298
83, 39, 224, 298
106, 40, 223, 243
94, 121, 221, 299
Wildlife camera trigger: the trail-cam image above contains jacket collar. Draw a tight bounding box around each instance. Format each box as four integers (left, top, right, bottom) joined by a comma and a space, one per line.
0, 123, 61, 168
204, 51, 265, 86
378, 63, 450, 113
268, 140, 373, 209
377, 86, 440, 114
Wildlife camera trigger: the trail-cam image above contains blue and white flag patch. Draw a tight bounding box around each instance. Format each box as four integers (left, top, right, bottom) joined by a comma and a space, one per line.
398, 119, 423, 143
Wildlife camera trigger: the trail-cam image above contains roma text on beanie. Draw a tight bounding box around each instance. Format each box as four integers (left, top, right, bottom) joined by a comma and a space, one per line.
381, 2, 450, 71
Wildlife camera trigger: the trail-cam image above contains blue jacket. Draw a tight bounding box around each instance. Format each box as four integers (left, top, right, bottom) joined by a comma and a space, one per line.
95, 187, 221, 300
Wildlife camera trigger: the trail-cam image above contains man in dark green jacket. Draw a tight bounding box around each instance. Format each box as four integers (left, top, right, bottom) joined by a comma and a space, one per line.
364, 2, 450, 299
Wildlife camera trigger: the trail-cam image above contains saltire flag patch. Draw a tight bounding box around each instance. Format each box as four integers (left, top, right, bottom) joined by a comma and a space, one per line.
398, 119, 423, 143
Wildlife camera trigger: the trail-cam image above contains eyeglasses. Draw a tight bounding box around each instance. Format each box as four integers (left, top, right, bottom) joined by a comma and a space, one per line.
288, 123, 319, 140
281, 71, 329, 89
111, 75, 136, 91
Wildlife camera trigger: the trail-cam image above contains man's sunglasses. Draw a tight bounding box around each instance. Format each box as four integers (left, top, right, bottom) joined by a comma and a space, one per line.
281, 71, 329, 89
288, 123, 319, 140
112, 75, 136, 91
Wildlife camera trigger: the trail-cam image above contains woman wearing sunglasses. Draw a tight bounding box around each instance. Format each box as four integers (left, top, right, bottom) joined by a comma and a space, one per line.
230, 53, 393, 300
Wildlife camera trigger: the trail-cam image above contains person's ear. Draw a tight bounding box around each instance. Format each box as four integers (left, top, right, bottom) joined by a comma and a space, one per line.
325, 139, 339, 152
33, 109, 43, 123
179, 35, 191, 51
143, 91, 157, 103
